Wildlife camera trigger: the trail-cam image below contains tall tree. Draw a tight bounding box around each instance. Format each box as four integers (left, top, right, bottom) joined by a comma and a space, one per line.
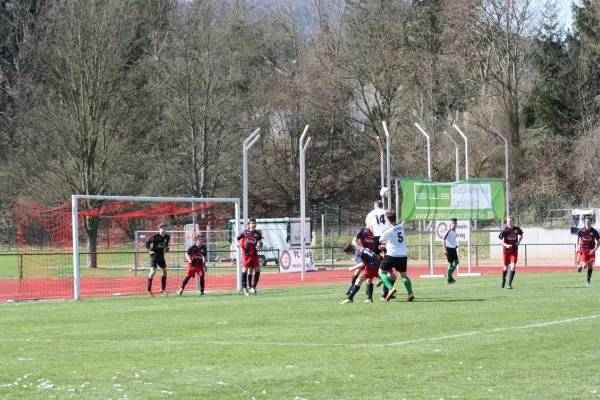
148, 0, 262, 198
470, 0, 556, 147
25, 0, 144, 265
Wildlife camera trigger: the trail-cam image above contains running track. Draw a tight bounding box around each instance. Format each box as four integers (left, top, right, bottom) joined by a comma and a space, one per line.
0, 264, 579, 302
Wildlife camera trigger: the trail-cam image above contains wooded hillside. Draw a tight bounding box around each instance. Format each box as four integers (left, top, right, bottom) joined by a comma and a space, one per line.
1, 0, 598, 245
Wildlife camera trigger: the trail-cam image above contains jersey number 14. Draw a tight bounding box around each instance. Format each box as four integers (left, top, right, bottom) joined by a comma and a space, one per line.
374, 215, 386, 225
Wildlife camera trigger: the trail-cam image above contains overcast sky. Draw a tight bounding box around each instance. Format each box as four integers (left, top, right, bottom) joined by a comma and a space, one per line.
559, 0, 575, 30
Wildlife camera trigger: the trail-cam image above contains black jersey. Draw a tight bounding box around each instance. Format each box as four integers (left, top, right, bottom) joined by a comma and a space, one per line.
145, 233, 170, 260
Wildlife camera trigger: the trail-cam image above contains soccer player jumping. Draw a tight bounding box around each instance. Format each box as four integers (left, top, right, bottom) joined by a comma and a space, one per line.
576, 216, 600, 285
498, 216, 523, 289
346, 224, 376, 295
378, 210, 414, 302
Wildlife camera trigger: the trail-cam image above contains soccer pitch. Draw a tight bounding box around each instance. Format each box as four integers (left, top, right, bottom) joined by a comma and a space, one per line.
1, 272, 599, 399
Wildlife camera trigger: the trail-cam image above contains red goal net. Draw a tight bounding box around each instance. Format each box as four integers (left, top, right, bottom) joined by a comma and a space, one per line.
11, 197, 238, 301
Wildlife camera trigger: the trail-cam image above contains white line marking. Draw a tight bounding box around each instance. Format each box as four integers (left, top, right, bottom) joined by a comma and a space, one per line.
4, 314, 599, 347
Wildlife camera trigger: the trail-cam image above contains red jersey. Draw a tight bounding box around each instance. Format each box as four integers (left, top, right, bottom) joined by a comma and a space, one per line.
578, 228, 600, 251
498, 226, 523, 253
187, 244, 207, 267
355, 228, 375, 250
237, 230, 263, 257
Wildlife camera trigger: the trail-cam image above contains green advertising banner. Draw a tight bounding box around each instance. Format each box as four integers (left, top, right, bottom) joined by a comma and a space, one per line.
400, 179, 506, 221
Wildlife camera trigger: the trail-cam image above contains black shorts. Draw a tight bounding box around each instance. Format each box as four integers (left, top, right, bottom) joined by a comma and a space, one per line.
151, 258, 167, 269
373, 236, 382, 255
380, 255, 408, 273
446, 248, 459, 263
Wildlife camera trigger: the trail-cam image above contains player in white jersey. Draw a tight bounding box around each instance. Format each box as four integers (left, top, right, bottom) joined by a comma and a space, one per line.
378, 210, 414, 302
365, 200, 391, 255
444, 218, 459, 284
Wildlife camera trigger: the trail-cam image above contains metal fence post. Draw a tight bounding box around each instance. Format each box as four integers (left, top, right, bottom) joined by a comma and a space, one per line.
331, 246, 334, 269
428, 245, 431, 269
475, 245, 479, 267
524, 244, 528, 267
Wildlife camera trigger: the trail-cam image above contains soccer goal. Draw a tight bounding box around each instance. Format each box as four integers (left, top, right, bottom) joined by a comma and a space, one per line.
13, 195, 241, 300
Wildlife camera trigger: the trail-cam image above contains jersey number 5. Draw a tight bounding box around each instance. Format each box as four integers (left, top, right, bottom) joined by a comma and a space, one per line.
397, 232, 404, 244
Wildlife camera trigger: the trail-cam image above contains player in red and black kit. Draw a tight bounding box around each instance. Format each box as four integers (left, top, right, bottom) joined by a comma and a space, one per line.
345, 225, 376, 295
236, 218, 263, 296
178, 236, 208, 296
498, 216, 523, 289
576, 216, 600, 285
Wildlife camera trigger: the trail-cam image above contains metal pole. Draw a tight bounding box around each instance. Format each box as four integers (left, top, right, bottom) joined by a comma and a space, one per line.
414, 123, 441, 278
72, 195, 80, 300
453, 124, 469, 179
377, 136, 385, 204
453, 124, 474, 275
321, 214, 325, 264
491, 127, 510, 219
243, 128, 261, 226
382, 121, 392, 209
414, 123, 432, 179
299, 125, 310, 281
443, 131, 460, 182
134, 231, 140, 275
234, 201, 242, 291
394, 178, 400, 216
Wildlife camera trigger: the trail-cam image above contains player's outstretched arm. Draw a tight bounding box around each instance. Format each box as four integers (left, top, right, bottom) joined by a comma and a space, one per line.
348, 262, 365, 272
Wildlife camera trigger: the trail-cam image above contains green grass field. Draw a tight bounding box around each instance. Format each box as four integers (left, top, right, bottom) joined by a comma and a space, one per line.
1, 271, 599, 399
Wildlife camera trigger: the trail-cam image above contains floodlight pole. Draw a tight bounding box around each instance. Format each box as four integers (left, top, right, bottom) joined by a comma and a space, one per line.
491, 127, 510, 219
243, 128, 261, 226
443, 131, 460, 182
299, 125, 311, 281
377, 136, 385, 204
382, 122, 392, 209
451, 124, 479, 276
414, 123, 442, 278
453, 124, 469, 179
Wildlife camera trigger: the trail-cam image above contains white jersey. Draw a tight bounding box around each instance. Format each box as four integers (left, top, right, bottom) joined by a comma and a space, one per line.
365, 208, 391, 236
444, 229, 458, 249
380, 224, 407, 257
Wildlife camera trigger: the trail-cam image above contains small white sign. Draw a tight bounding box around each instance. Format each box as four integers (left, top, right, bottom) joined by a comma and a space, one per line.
435, 221, 470, 242
279, 248, 315, 273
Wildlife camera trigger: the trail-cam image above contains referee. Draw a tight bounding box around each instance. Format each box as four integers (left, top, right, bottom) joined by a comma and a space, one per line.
444, 218, 459, 284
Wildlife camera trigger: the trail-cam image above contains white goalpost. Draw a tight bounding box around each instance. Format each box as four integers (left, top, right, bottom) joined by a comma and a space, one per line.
71, 195, 242, 300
